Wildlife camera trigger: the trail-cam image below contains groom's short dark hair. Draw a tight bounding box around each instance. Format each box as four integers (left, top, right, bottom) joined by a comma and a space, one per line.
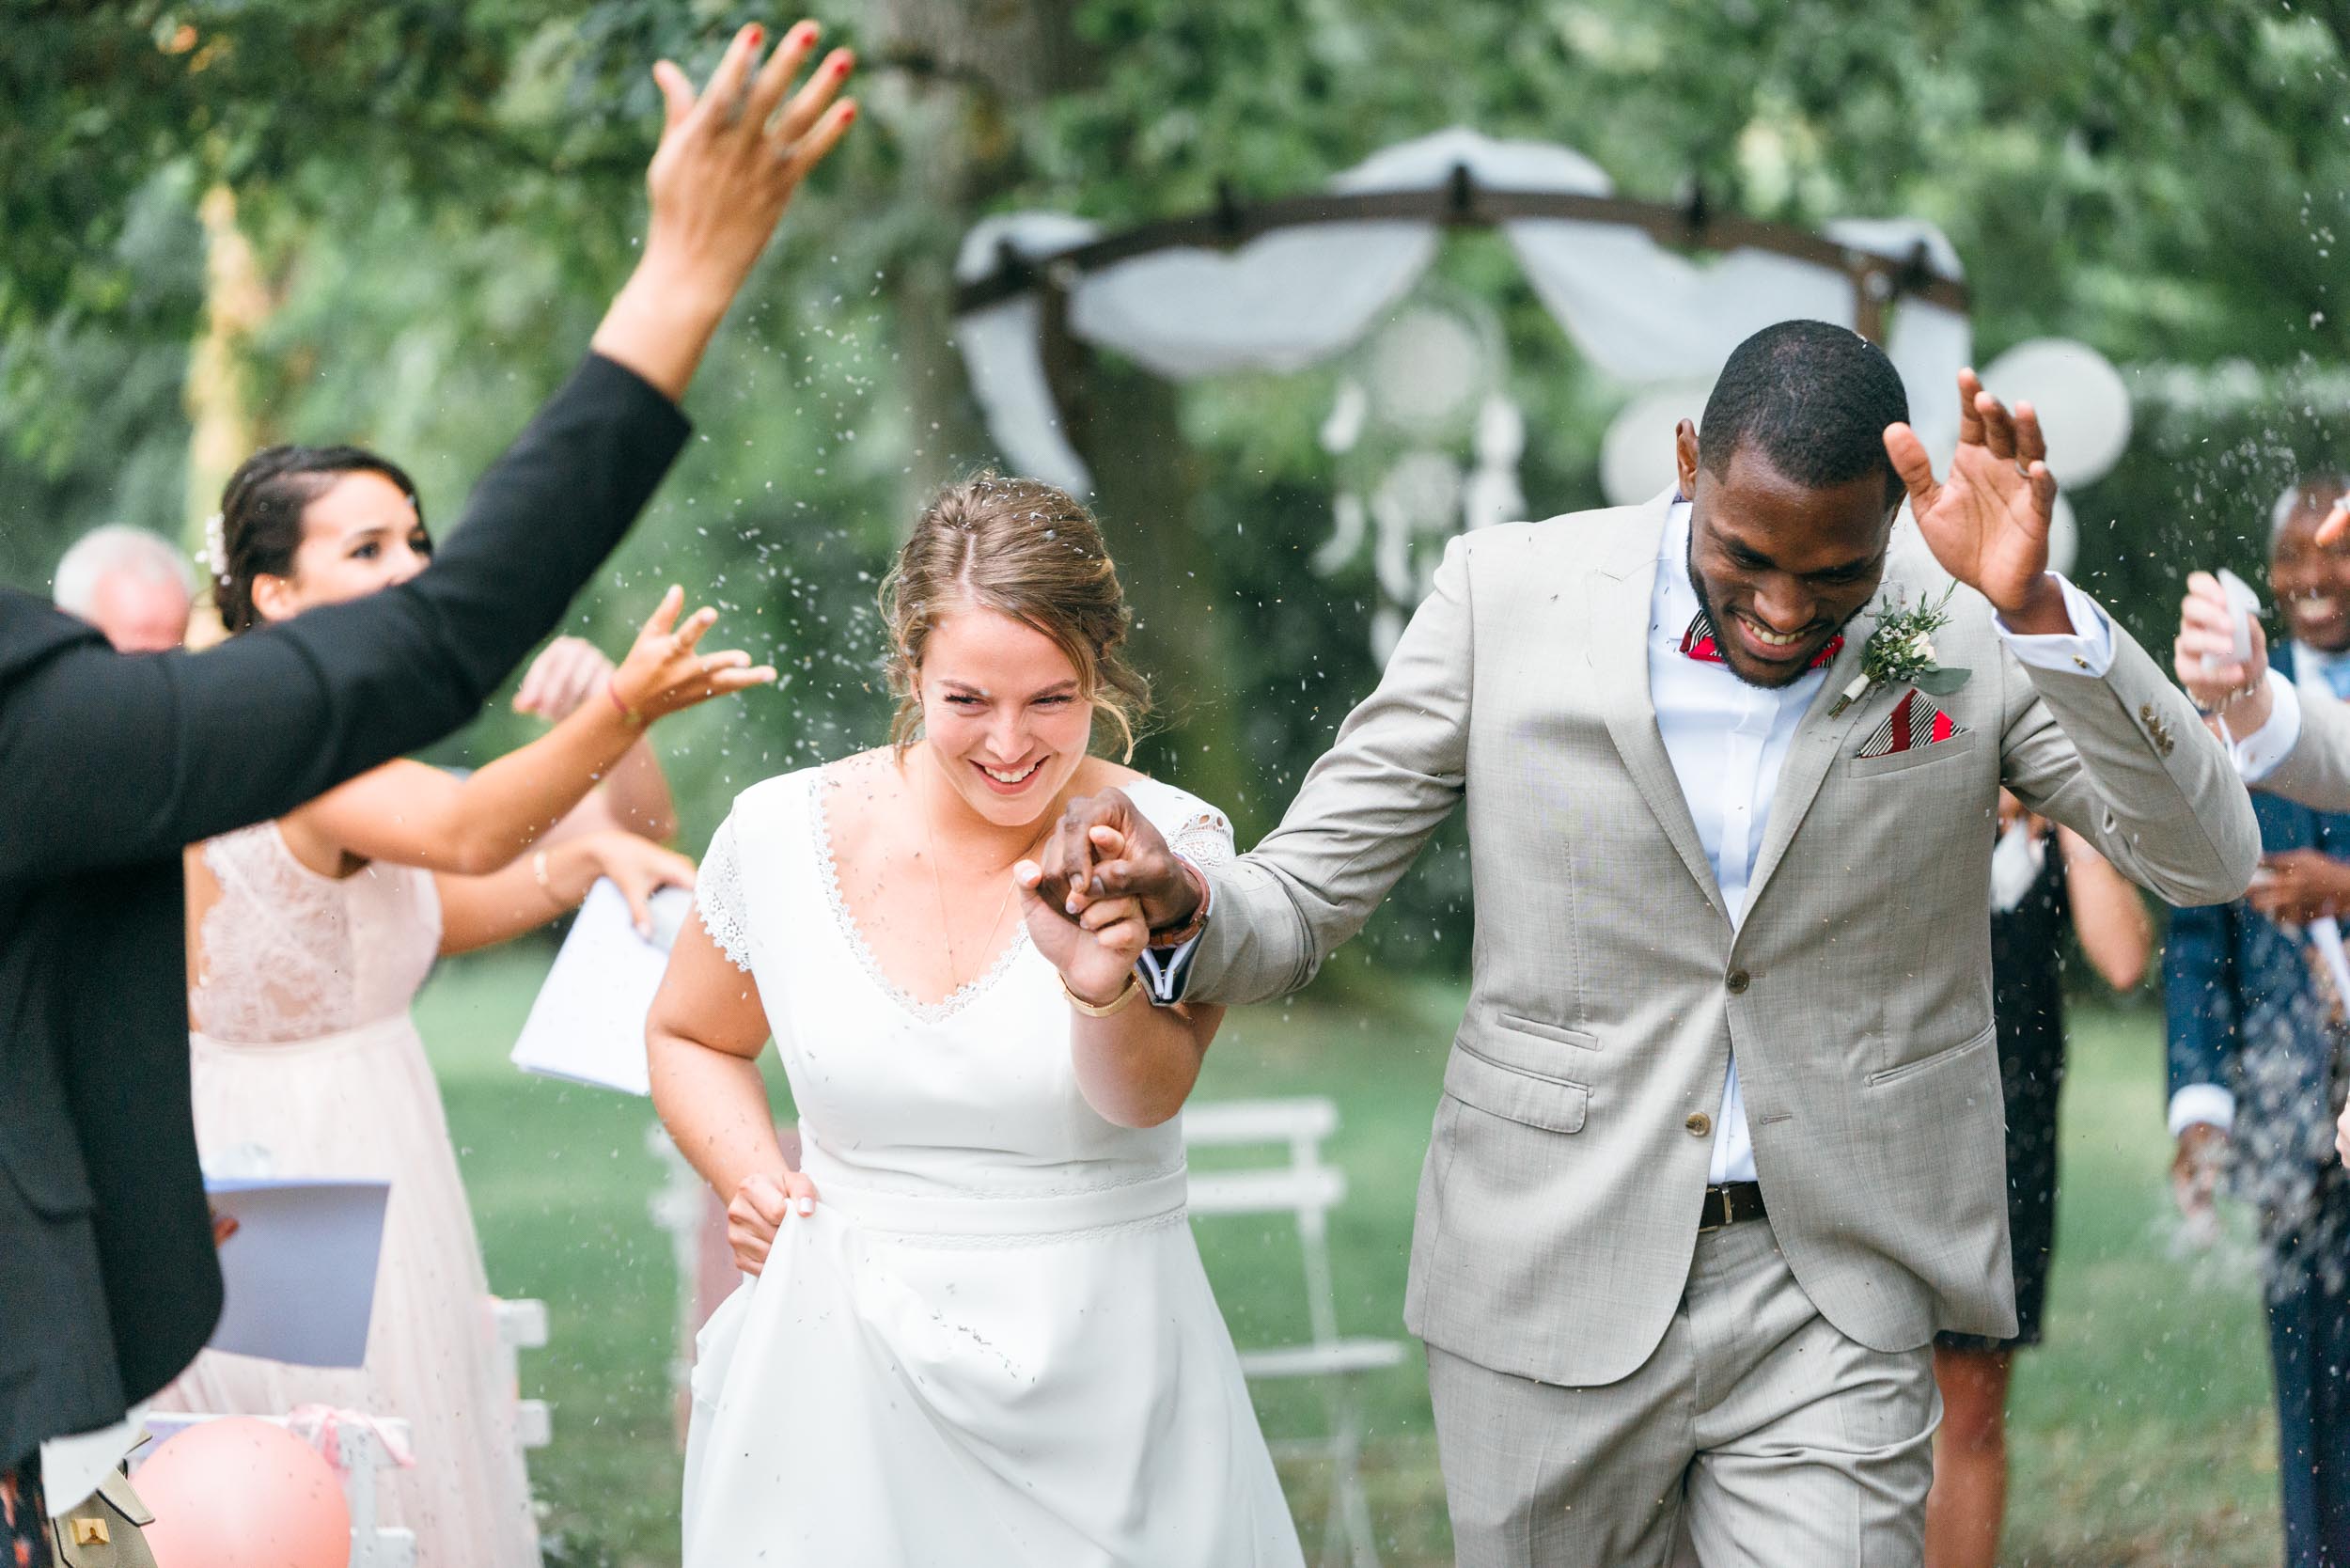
1698, 320, 1909, 507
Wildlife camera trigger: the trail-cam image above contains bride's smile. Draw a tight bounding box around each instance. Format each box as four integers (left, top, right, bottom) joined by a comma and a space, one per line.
918, 605, 1098, 827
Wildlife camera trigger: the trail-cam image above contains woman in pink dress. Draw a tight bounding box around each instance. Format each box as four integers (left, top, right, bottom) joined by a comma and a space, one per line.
155, 439, 775, 1566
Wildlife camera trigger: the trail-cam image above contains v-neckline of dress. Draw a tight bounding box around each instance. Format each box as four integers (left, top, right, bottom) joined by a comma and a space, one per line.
807, 770, 1032, 1026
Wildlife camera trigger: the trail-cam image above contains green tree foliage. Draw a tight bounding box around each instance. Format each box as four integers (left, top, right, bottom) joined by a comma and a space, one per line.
6, 0, 2349, 986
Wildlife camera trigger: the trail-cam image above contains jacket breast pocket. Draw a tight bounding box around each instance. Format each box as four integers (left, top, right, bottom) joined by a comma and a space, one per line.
1496, 1012, 1600, 1053
1844, 726, 1985, 780
1444, 1039, 1590, 1134
1867, 1019, 1997, 1088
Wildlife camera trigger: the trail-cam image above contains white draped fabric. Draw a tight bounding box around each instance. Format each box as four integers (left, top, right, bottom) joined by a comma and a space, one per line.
951, 128, 1971, 494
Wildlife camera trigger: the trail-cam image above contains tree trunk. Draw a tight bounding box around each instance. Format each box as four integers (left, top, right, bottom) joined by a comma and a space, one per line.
180, 182, 271, 645
866, 0, 1249, 814
1057, 352, 1253, 820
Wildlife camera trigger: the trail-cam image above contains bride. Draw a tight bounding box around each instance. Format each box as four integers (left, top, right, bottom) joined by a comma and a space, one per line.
649, 474, 1304, 1565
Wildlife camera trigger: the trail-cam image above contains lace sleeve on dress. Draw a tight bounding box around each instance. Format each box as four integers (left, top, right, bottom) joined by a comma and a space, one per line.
697, 816, 754, 972
1156, 796, 1236, 870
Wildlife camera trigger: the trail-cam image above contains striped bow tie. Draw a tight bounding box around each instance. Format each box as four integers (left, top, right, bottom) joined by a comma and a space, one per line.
1681, 610, 1843, 671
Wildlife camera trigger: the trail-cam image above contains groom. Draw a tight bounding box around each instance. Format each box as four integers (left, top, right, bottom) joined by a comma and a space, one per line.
1039, 321, 2258, 1564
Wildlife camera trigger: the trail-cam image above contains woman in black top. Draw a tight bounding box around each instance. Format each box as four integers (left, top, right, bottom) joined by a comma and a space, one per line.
1923, 792, 2154, 1568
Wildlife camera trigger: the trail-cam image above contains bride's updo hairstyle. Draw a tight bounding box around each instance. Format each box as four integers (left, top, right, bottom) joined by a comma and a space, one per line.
212, 446, 424, 634
880, 473, 1151, 760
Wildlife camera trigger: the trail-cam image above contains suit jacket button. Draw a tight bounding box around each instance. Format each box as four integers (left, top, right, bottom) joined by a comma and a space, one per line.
1726, 969, 1751, 995
1685, 1112, 1713, 1137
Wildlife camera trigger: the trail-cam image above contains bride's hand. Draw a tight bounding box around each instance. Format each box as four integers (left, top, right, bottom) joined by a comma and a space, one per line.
608, 585, 779, 726
728, 1168, 819, 1276
1017, 826, 1151, 1007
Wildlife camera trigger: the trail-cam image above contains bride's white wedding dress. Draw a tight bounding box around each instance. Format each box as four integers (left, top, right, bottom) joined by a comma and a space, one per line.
682, 766, 1304, 1567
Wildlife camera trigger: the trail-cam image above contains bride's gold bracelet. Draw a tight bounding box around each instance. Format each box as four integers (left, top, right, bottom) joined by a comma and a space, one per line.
1062, 973, 1142, 1017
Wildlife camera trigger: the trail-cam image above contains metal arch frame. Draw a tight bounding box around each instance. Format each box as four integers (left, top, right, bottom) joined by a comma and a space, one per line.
952, 163, 1970, 349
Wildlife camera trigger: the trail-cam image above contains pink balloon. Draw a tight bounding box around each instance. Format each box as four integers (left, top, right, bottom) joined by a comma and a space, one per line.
135, 1417, 351, 1568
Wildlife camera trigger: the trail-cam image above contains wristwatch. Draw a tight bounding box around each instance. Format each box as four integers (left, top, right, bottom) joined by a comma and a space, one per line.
1145, 858, 1211, 949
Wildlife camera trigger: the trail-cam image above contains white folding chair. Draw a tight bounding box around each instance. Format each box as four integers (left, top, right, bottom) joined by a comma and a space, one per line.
490, 1296, 552, 1453
1184, 1096, 1406, 1568
140, 1409, 416, 1568
647, 1120, 709, 1430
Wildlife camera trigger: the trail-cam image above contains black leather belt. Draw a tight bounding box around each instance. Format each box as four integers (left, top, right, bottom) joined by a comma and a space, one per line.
1698, 1181, 1767, 1233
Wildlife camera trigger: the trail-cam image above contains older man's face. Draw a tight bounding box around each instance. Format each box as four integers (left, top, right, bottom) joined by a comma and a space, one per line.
88, 571, 192, 652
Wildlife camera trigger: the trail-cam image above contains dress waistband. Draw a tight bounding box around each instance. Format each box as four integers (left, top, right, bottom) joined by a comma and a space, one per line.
797, 1143, 1188, 1238
189, 1013, 415, 1058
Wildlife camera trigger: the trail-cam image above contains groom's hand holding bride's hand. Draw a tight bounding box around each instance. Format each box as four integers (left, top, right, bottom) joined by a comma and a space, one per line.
1028, 791, 1199, 933
1017, 825, 1153, 1004
728, 1168, 819, 1276
1884, 368, 2073, 635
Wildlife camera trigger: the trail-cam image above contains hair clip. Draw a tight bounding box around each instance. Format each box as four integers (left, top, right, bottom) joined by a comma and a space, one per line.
195, 511, 233, 588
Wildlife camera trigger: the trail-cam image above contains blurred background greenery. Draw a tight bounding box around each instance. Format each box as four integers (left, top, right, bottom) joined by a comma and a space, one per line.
9, 0, 2350, 936
8, 2, 2344, 1557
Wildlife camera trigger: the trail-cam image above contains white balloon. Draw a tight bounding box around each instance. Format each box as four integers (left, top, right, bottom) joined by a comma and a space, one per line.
1600, 383, 1709, 508
1978, 337, 2133, 489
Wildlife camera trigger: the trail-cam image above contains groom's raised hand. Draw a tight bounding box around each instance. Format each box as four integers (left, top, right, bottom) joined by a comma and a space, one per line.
1027, 789, 1200, 932
1884, 369, 2072, 635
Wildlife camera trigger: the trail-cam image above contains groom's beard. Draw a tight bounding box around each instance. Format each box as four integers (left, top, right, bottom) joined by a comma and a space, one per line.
1686, 540, 1858, 692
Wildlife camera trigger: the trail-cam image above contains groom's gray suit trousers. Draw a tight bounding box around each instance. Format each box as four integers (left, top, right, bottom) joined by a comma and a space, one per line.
1427, 1217, 1938, 1568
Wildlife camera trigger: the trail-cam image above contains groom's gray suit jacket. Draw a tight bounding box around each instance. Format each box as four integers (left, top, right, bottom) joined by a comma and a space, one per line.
1183, 494, 2258, 1387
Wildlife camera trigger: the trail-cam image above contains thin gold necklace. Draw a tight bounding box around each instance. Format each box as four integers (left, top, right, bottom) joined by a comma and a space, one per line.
917, 746, 1054, 994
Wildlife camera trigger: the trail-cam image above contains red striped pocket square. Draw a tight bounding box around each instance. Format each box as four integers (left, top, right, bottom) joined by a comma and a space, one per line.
1855, 689, 1965, 760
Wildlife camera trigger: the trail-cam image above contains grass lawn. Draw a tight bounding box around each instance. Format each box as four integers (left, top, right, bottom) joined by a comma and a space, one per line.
417, 949, 2280, 1567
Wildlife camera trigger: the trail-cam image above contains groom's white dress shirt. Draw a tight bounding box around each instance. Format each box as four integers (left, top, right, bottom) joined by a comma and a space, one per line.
1648, 500, 2114, 1183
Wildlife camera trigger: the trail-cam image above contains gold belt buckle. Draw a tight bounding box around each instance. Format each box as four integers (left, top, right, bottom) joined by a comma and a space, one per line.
1698, 1185, 1728, 1234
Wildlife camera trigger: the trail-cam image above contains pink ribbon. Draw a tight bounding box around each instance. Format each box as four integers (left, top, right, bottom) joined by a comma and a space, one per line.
284, 1404, 417, 1471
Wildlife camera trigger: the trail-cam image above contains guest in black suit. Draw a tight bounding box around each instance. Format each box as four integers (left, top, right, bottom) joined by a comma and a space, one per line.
1923, 792, 2151, 1568
0, 21, 855, 1539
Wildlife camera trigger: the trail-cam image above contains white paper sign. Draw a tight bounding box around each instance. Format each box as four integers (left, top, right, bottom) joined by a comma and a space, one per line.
205, 1175, 392, 1367
509, 879, 692, 1096
39, 1404, 149, 1513
2311, 917, 2350, 1021
2201, 568, 2263, 673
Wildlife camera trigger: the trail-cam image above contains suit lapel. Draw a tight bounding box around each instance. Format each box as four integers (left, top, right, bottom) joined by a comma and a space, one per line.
1741, 599, 1903, 921
1587, 499, 1728, 916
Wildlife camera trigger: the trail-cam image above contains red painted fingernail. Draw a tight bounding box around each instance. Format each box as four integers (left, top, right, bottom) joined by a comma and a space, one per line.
791, 21, 819, 44
746, 24, 764, 46
838, 101, 858, 122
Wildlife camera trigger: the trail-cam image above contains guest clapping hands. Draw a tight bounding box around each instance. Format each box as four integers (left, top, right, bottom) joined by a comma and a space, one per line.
511, 634, 683, 849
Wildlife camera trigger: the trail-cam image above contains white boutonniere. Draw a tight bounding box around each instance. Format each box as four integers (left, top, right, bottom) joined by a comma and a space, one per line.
1827, 584, 1973, 717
